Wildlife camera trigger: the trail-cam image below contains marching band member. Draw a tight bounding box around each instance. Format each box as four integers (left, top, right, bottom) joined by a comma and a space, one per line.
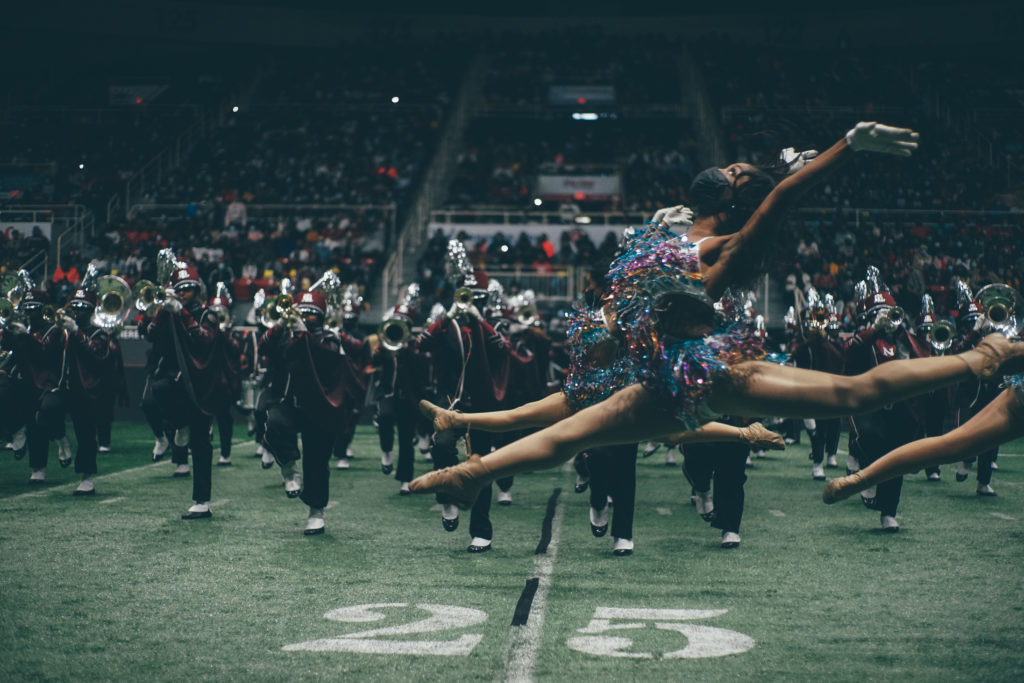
791, 288, 846, 480
843, 267, 930, 532
915, 293, 955, 481
260, 283, 365, 535
139, 254, 236, 519
370, 285, 426, 494
332, 285, 369, 470
207, 283, 243, 467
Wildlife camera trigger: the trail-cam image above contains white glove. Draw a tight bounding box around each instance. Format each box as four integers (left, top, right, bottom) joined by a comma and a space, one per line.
780, 147, 819, 174
467, 304, 484, 321
287, 316, 307, 334
445, 303, 460, 320
845, 121, 919, 156
62, 316, 79, 334
163, 297, 182, 313
651, 204, 694, 228
7, 321, 28, 336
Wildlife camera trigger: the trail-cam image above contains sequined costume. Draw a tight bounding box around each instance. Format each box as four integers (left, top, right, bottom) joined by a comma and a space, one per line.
596, 223, 781, 430
562, 307, 643, 412
1006, 374, 1024, 409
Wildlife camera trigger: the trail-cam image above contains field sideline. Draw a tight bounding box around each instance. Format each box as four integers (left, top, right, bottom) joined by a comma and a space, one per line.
2, 422, 1023, 682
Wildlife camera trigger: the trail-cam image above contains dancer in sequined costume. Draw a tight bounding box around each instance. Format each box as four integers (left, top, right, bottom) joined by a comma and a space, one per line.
411, 122, 1024, 508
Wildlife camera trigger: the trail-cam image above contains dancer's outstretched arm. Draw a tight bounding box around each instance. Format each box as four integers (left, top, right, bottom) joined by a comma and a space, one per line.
420, 392, 573, 434
665, 421, 785, 451
703, 123, 918, 299
705, 333, 1023, 420
824, 387, 1024, 504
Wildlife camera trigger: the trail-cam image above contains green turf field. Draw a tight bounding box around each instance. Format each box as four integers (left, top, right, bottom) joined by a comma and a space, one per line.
2, 422, 1023, 682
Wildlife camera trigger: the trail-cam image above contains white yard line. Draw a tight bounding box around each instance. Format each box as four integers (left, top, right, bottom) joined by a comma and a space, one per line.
768, 509, 786, 517
325, 500, 339, 510
500, 491, 566, 683
99, 497, 126, 505
656, 507, 672, 516
210, 499, 230, 508
990, 512, 1016, 521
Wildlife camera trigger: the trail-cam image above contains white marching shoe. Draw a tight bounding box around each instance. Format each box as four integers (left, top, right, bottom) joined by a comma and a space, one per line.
846, 454, 860, 475
441, 504, 459, 532
304, 507, 325, 535
694, 490, 714, 521
73, 476, 95, 496
174, 426, 190, 447
152, 435, 170, 461
612, 537, 634, 556
29, 469, 46, 483
812, 463, 826, 481
380, 450, 394, 475
173, 463, 191, 477
335, 457, 350, 470
182, 501, 211, 520
589, 505, 609, 537
58, 437, 73, 468
826, 454, 838, 468
721, 531, 741, 548
664, 447, 677, 466
497, 489, 512, 506
217, 455, 232, 466
281, 462, 301, 498
11, 427, 27, 451
881, 514, 900, 532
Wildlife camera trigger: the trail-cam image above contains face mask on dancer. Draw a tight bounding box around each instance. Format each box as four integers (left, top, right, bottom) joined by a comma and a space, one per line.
688, 167, 732, 215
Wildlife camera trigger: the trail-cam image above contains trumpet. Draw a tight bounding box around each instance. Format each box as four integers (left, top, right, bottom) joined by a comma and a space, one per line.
378, 316, 411, 351
977, 284, 1020, 336
258, 294, 300, 329
133, 279, 166, 315
454, 287, 474, 312
210, 306, 232, 330
877, 306, 905, 332
927, 320, 956, 354
41, 304, 68, 327
516, 304, 540, 327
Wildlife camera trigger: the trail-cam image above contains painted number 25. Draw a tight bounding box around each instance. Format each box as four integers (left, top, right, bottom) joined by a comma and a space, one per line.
567, 607, 755, 659
282, 603, 487, 656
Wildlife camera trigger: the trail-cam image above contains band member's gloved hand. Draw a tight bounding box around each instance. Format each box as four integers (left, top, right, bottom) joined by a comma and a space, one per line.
651, 204, 694, 228
6, 321, 28, 336
871, 308, 895, 333
61, 316, 79, 334
467, 304, 484, 321
287, 317, 307, 334
163, 296, 183, 313
445, 303, 460, 320
845, 121, 919, 156
780, 147, 819, 174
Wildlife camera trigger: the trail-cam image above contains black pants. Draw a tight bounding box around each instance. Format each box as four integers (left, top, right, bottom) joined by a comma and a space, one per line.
264, 400, 336, 509
683, 441, 749, 534
808, 418, 841, 463
850, 409, 917, 517
923, 393, 948, 477
151, 377, 213, 502
587, 443, 638, 540
377, 395, 416, 483
432, 427, 495, 541
332, 410, 359, 459
0, 375, 32, 439
30, 389, 98, 476
140, 375, 171, 440
215, 409, 233, 458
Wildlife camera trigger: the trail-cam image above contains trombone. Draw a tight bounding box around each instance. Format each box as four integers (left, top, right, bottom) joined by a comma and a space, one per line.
133, 279, 167, 316
95, 275, 131, 329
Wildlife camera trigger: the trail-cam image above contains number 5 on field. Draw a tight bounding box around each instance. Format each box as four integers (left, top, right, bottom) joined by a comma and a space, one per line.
567, 607, 755, 659
282, 603, 487, 655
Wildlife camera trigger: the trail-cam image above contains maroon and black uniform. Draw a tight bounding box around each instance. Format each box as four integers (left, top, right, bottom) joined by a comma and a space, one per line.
419, 314, 513, 542
791, 335, 845, 465
141, 300, 233, 503
952, 326, 1000, 488
261, 322, 365, 509
370, 343, 427, 484
844, 326, 929, 516
94, 333, 128, 450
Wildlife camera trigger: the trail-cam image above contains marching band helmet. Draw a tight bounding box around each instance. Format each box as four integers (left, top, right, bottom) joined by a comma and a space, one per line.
916, 293, 937, 332
295, 290, 327, 320
67, 288, 98, 312
18, 288, 47, 313
170, 263, 202, 296
207, 281, 233, 310
954, 280, 982, 332
391, 302, 419, 326
854, 266, 898, 323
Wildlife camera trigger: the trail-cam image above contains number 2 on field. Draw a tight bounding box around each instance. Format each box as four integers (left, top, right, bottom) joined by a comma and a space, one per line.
282, 603, 487, 656
567, 607, 755, 659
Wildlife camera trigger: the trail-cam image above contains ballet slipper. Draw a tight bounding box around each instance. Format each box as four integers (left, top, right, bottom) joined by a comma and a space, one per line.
408, 453, 489, 510
822, 472, 864, 505
963, 333, 1024, 379
738, 422, 786, 451
418, 399, 462, 433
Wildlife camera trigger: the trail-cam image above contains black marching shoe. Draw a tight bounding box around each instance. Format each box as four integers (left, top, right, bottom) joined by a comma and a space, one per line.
589, 506, 609, 538
182, 503, 212, 520
467, 538, 492, 553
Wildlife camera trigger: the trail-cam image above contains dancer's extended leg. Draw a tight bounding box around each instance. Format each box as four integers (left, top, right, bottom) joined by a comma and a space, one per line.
410, 386, 778, 508
419, 392, 573, 434
707, 334, 1024, 420
824, 388, 1024, 503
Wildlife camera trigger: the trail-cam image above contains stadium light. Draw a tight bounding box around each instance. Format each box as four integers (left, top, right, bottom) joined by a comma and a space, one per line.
533, 198, 543, 207
391, 96, 400, 104
572, 112, 598, 121
232, 106, 239, 113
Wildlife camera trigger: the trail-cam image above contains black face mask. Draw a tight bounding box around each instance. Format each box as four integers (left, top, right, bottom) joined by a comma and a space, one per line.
688, 167, 731, 215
